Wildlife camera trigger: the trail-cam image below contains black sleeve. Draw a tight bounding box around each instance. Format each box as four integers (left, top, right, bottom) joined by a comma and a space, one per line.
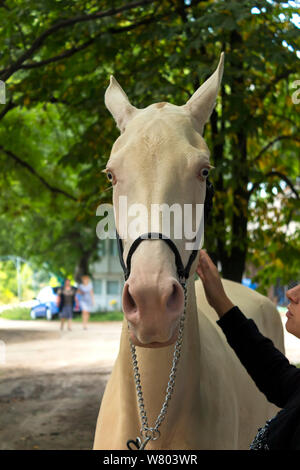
217, 306, 300, 408
291, 419, 300, 450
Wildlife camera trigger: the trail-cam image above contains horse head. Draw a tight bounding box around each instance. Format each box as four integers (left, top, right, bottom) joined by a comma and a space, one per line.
104, 53, 224, 348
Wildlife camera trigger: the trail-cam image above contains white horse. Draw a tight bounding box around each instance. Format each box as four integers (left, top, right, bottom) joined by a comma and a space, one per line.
93, 54, 284, 450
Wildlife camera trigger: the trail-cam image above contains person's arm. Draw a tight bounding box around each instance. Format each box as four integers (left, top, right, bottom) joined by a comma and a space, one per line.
197, 250, 300, 408
217, 305, 300, 408
56, 289, 62, 308
72, 287, 78, 308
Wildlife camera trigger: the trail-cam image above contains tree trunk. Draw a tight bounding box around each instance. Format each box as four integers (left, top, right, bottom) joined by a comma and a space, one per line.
207, 29, 251, 283
74, 253, 91, 283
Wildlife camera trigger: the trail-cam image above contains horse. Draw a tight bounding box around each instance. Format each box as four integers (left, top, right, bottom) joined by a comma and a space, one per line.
93, 54, 284, 450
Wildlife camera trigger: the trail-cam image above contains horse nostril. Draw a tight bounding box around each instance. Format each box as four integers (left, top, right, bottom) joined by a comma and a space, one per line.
123, 283, 137, 313
128, 287, 136, 309
166, 282, 181, 311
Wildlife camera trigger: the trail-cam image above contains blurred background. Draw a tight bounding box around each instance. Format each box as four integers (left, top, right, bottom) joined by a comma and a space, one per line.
0, 0, 299, 450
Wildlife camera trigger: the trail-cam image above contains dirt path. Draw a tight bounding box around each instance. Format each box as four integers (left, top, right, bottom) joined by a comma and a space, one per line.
0, 313, 298, 450
0, 318, 122, 450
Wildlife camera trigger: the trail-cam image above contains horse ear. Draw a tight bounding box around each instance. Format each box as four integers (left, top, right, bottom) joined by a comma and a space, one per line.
183, 53, 224, 134
104, 76, 139, 133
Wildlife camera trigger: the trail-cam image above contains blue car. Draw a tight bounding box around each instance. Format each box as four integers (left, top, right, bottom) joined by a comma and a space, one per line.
30, 286, 80, 320
242, 278, 258, 290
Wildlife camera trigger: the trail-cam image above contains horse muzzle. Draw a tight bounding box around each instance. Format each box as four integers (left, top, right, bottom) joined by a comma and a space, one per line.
122, 278, 184, 347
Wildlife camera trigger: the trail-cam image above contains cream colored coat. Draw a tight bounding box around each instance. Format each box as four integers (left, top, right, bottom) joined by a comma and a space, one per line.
93, 54, 284, 450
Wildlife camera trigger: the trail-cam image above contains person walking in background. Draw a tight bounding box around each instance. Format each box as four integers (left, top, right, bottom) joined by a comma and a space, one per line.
57, 278, 77, 332
78, 275, 94, 330
196, 249, 300, 450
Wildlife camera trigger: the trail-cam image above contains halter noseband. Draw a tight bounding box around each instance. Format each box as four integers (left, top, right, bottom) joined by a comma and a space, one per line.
116, 179, 214, 283
116, 231, 198, 283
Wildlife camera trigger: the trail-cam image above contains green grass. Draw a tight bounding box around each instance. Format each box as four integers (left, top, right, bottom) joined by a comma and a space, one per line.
0, 307, 123, 322
73, 311, 123, 322
0, 307, 32, 320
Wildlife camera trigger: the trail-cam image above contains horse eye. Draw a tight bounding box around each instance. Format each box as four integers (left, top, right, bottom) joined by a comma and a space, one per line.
106, 171, 113, 182
200, 168, 210, 179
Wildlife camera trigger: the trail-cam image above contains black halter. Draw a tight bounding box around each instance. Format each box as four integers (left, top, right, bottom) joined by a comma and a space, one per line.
116, 179, 214, 282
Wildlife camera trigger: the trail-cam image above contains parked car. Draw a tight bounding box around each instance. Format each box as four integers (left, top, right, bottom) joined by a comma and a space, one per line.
30, 286, 81, 320
242, 278, 258, 290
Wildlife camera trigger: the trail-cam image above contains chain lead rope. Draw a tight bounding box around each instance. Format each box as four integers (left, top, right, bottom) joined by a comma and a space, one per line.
127, 281, 187, 450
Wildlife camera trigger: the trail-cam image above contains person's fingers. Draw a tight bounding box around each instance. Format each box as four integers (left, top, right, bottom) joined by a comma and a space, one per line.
198, 250, 214, 276
200, 250, 219, 276
196, 263, 205, 280
197, 251, 207, 272
200, 250, 214, 268
199, 249, 209, 266
199, 249, 210, 263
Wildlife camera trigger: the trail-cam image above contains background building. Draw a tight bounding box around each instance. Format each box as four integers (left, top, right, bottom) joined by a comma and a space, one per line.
91, 238, 124, 311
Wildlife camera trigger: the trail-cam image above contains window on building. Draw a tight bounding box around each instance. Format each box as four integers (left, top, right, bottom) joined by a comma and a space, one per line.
109, 239, 118, 256
98, 240, 106, 257
93, 279, 102, 295
107, 280, 119, 295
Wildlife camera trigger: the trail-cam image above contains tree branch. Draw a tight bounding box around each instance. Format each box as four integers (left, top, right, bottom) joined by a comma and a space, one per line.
0, 0, 155, 81
18, 15, 157, 71
257, 68, 296, 101
0, 145, 77, 201
272, 113, 300, 131
252, 135, 300, 164
0, 0, 10, 10
0, 99, 15, 121
248, 170, 299, 199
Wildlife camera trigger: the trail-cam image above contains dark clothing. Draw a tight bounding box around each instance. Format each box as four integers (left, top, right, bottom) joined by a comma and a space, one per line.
60, 304, 73, 319
62, 289, 74, 306
217, 306, 300, 450
57, 286, 77, 312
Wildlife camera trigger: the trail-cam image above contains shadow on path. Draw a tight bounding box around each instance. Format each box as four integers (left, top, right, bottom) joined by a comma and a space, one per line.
0, 368, 110, 450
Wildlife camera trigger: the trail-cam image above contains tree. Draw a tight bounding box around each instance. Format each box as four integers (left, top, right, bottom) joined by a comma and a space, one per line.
0, 0, 299, 287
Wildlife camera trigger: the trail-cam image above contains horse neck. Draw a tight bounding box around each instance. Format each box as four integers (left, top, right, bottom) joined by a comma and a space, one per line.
117, 276, 201, 428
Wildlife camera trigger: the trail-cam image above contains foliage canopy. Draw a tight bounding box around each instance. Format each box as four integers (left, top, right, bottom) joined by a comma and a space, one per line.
0, 0, 299, 293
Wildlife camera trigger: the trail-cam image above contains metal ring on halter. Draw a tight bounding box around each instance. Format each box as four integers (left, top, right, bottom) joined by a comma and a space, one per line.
142, 428, 161, 441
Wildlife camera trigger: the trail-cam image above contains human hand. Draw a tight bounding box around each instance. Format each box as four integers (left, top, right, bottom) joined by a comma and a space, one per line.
196, 250, 235, 318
